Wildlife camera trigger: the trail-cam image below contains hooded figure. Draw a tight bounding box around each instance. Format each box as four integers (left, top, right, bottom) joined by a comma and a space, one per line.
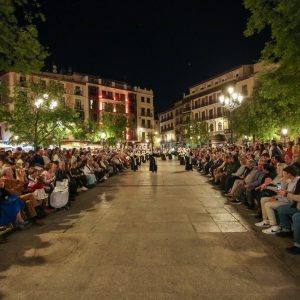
149, 153, 158, 173
130, 153, 138, 171
185, 151, 193, 171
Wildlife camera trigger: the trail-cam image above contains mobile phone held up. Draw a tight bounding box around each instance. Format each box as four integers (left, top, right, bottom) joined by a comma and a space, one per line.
277, 183, 282, 191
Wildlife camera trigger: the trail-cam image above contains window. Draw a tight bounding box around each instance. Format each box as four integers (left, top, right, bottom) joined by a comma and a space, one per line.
218, 122, 222, 131
242, 84, 248, 96
90, 99, 97, 110
147, 97, 150, 103
91, 111, 98, 122
75, 99, 82, 110
142, 132, 145, 140
74, 86, 82, 96
195, 113, 198, 120
202, 98, 205, 106
141, 96, 145, 102
209, 124, 214, 132
147, 120, 151, 128
120, 94, 125, 101
107, 91, 113, 99
217, 107, 222, 117
202, 111, 206, 120
142, 119, 145, 127
141, 108, 145, 116
40, 80, 46, 89
79, 111, 85, 121
209, 96, 213, 104
89, 86, 98, 96
19, 76, 27, 86
147, 108, 151, 116
209, 109, 213, 119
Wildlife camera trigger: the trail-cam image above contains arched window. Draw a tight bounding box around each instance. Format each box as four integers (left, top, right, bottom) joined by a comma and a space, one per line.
209, 124, 214, 132
218, 122, 222, 131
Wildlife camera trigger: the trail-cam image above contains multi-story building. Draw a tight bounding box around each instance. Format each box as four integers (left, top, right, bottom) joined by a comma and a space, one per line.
134, 86, 155, 143
0, 70, 155, 144
158, 107, 176, 148
159, 63, 260, 146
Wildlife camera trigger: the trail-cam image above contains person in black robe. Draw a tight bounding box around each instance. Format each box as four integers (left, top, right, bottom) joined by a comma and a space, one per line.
180, 152, 185, 165
149, 153, 158, 173
168, 151, 172, 160
185, 151, 193, 171
131, 155, 138, 172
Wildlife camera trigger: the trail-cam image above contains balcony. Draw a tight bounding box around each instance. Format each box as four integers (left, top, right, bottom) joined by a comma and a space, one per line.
161, 127, 174, 133
75, 104, 84, 110
74, 90, 83, 96
160, 115, 173, 122
182, 107, 191, 113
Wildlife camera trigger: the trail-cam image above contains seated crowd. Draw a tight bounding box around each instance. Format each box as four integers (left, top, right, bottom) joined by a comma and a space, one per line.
0, 147, 132, 242
192, 141, 300, 255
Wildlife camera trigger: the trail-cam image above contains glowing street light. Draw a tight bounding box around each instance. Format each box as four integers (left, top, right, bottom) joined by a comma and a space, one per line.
282, 128, 288, 147
49, 100, 58, 110
219, 86, 244, 144
282, 128, 288, 136
34, 98, 44, 108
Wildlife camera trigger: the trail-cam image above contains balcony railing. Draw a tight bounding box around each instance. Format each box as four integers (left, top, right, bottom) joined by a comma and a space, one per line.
74, 90, 83, 96
161, 127, 174, 133
75, 104, 84, 110
142, 112, 153, 117
182, 107, 191, 113
160, 115, 173, 122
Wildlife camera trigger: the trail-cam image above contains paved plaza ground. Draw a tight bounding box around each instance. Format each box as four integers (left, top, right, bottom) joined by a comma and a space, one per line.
1, 159, 300, 299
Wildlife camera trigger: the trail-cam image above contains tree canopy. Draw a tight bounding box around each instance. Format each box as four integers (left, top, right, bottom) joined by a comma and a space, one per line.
0, 79, 78, 148
0, 0, 47, 73
185, 120, 209, 146
235, 0, 300, 140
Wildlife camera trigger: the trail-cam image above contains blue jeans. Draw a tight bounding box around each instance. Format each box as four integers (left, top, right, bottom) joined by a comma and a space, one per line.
293, 212, 300, 246
277, 204, 298, 230
277, 204, 300, 245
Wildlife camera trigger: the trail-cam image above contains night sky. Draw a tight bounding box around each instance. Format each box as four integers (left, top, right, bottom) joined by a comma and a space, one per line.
38, 0, 268, 114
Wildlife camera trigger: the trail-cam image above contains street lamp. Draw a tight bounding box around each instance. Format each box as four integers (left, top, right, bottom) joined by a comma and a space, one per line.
219, 86, 244, 144
281, 128, 288, 147
100, 132, 106, 147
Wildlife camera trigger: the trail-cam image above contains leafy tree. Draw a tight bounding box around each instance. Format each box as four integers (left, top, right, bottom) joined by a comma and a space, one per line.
72, 120, 102, 143
0, 80, 78, 149
0, 0, 47, 73
186, 120, 209, 146
242, 0, 300, 139
102, 113, 127, 142
233, 85, 281, 141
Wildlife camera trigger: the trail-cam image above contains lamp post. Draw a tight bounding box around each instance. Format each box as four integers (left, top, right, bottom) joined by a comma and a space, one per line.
33, 93, 58, 150
100, 132, 106, 147
281, 128, 288, 147
219, 86, 244, 144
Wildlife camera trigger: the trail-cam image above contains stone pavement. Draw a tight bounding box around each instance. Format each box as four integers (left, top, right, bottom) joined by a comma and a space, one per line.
1, 159, 300, 299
